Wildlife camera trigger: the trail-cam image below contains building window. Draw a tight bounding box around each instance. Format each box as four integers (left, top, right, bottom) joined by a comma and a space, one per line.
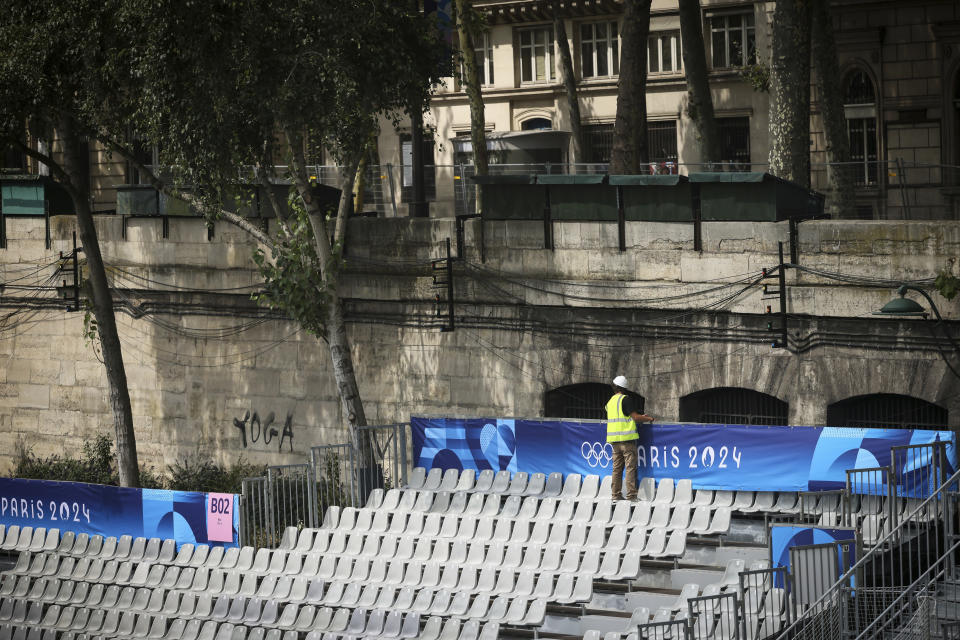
518, 26, 555, 83
583, 124, 614, 164
401, 135, 436, 202
545, 383, 644, 420
648, 121, 678, 169
648, 31, 682, 74
521, 117, 552, 131
843, 69, 878, 186
710, 13, 755, 68
680, 387, 788, 426
465, 31, 494, 87
580, 21, 619, 78
718, 117, 751, 169
1, 143, 26, 173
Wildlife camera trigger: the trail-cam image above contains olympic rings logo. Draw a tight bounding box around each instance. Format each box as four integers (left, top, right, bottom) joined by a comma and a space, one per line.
581, 442, 614, 468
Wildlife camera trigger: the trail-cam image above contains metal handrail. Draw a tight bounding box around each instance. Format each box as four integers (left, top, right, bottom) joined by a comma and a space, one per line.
781, 466, 960, 636
854, 539, 960, 639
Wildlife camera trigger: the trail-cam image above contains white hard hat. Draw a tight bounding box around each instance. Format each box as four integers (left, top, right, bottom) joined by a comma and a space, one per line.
613, 375, 628, 388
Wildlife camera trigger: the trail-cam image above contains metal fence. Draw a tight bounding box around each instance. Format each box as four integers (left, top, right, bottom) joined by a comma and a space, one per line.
739, 567, 790, 639
688, 591, 739, 639
311, 442, 357, 512
355, 422, 409, 500
238, 423, 414, 548
239, 463, 318, 549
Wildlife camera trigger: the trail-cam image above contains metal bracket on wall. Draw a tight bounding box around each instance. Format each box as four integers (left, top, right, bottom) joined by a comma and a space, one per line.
762, 242, 790, 350
542, 186, 554, 251
57, 231, 82, 312
692, 183, 703, 253
431, 237, 455, 332
616, 185, 626, 253
455, 213, 480, 261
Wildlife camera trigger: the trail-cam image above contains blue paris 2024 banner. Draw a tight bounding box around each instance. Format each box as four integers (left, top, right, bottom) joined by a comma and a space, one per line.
0, 478, 239, 548
411, 417, 956, 492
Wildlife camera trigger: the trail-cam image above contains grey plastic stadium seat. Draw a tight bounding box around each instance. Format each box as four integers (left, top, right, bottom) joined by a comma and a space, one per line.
407, 467, 426, 490
0, 527, 20, 551
572, 475, 599, 502
692, 489, 714, 507
423, 468, 444, 492
599, 474, 613, 498
636, 477, 655, 501
472, 470, 494, 493
505, 472, 529, 496
673, 479, 693, 505
541, 472, 563, 498
712, 490, 735, 508
732, 491, 756, 511
439, 469, 459, 492
707, 508, 732, 535
489, 471, 511, 494
522, 473, 546, 497
452, 469, 475, 493
560, 474, 582, 499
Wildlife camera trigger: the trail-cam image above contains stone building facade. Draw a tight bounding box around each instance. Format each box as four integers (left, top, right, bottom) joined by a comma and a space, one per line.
0, 214, 956, 472
371, 0, 960, 219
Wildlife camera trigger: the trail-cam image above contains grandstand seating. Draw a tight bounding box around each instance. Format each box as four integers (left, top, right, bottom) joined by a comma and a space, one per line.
0, 470, 918, 640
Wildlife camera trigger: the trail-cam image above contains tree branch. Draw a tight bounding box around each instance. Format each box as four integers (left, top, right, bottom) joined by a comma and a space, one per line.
0, 135, 79, 200
95, 133, 276, 250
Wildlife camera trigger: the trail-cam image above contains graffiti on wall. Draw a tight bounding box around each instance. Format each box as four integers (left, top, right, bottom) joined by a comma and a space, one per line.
233, 410, 294, 452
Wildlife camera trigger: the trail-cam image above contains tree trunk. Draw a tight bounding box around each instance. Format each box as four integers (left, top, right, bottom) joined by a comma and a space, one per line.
768, 0, 812, 187
61, 117, 140, 487
811, 0, 855, 217
455, 0, 488, 212
554, 12, 583, 167
285, 134, 373, 471
609, 0, 652, 174
678, 0, 721, 166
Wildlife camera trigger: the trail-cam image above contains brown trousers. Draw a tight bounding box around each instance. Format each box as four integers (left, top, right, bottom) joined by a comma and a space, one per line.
610, 441, 638, 500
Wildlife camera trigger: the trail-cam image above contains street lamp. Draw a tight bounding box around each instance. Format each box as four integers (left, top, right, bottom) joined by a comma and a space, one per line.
875, 285, 960, 379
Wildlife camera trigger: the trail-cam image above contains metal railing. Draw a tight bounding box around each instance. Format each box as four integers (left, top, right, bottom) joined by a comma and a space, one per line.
739, 567, 791, 639
209, 160, 960, 220
688, 591, 740, 639
311, 442, 357, 512
238, 423, 415, 548
239, 463, 319, 549
355, 422, 409, 500
781, 462, 960, 639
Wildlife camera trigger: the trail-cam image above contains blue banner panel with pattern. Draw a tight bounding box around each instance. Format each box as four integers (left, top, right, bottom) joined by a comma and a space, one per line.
0, 478, 239, 548
411, 417, 956, 492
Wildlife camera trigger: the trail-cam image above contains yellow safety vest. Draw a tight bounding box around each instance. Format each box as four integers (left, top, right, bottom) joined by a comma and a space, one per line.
606, 393, 638, 443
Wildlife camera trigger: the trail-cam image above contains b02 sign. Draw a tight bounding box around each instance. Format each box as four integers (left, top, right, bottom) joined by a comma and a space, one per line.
206, 493, 235, 542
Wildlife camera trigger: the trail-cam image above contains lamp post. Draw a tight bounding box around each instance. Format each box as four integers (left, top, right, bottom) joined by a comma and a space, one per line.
875, 285, 960, 380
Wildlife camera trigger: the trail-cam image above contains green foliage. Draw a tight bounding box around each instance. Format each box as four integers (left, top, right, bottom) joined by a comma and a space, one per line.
165, 452, 265, 494
739, 61, 771, 92
12, 435, 263, 494
252, 197, 338, 338
935, 270, 960, 301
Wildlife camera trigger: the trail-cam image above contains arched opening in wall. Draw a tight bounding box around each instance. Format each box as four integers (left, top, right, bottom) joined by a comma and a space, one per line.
679, 387, 789, 425
826, 394, 948, 430
843, 68, 879, 186
521, 117, 553, 131
544, 383, 645, 420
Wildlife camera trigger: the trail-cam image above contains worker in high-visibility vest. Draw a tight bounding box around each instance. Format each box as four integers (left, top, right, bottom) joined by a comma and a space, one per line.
606, 375, 653, 500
